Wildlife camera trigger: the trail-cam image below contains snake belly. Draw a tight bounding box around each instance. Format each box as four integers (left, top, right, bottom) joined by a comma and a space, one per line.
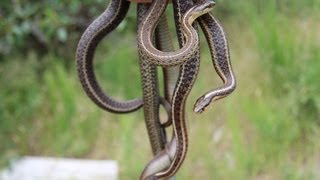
76, 0, 143, 113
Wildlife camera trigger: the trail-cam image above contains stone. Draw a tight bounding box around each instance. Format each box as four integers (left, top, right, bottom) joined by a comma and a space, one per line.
1, 156, 118, 180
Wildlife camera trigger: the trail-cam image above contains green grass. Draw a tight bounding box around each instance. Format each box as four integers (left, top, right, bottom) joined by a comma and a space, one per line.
1, 0, 320, 179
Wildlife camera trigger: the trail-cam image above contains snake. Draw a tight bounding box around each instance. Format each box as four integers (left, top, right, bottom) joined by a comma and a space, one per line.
140, 0, 205, 179
193, 6, 236, 113
137, 3, 168, 155
76, 0, 236, 178
76, 0, 174, 162
155, 13, 180, 106
76, 0, 144, 113
137, 0, 215, 67
76, 0, 175, 116
140, 0, 237, 178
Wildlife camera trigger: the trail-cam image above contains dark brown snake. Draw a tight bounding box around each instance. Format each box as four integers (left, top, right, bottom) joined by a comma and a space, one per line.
76, 0, 236, 179
76, 0, 172, 116
76, 0, 172, 167
140, 0, 236, 179
140, 0, 201, 178
137, 0, 214, 67
137, 3, 168, 155
76, 0, 144, 113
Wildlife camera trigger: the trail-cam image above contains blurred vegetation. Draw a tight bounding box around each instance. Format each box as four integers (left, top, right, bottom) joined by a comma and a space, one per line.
1, 0, 320, 179
0, 0, 136, 59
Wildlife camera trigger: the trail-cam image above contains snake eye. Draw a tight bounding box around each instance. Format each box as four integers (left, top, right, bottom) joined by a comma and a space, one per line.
206, 1, 216, 9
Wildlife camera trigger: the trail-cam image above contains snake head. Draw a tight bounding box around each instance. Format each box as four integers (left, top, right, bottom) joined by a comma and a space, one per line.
194, 0, 216, 14
203, 0, 216, 10
193, 95, 213, 113
187, 0, 216, 23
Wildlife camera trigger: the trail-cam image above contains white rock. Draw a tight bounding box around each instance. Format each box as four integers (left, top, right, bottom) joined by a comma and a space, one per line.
1, 156, 118, 180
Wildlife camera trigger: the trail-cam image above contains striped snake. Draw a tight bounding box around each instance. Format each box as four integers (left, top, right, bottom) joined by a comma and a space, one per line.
137, 3, 168, 155
76, 0, 173, 161
76, 0, 236, 179
76, 0, 170, 116
194, 11, 236, 113
137, 0, 215, 67
141, 0, 212, 179
76, 0, 144, 113
140, 0, 236, 179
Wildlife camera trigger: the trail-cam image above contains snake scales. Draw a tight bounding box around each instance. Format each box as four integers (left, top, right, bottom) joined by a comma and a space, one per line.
76, 0, 236, 179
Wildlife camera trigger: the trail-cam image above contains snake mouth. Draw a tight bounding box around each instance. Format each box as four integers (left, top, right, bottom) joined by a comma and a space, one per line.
194, 106, 205, 113
193, 96, 212, 113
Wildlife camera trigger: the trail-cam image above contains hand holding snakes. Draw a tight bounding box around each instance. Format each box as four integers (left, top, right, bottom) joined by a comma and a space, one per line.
76, 0, 237, 179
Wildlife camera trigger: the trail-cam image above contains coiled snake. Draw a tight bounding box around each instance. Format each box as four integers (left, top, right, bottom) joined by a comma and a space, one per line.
76, 0, 236, 179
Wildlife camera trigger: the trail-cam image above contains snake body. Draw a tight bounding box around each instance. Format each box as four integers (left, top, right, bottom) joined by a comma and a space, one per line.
137, 3, 167, 154
137, 0, 215, 67
76, 0, 144, 113
155, 15, 180, 104
140, 0, 204, 179
140, 0, 237, 178
76, 0, 236, 179
194, 12, 236, 113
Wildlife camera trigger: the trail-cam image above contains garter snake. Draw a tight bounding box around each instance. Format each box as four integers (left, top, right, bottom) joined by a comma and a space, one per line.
76, 0, 236, 178
76, 0, 174, 162
137, 3, 168, 155
76, 0, 173, 116
137, 0, 215, 67
155, 14, 180, 105
141, 0, 236, 178
76, 0, 144, 113
141, 0, 202, 179
194, 11, 236, 113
